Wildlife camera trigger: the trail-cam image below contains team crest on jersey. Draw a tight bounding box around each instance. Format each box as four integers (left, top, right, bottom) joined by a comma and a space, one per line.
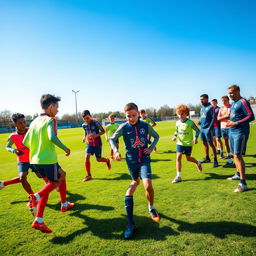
130, 137, 145, 148
140, 128, 145, 134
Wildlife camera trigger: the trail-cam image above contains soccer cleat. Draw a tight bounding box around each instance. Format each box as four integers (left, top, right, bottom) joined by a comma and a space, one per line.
212, 161, 218, 168
28, 194, 38, 216
222, 162, 236, 168
234, 183, 248, 193
227, 174, 240, 180
32, 220, 52, 233
124, 224, 135, 239
196, 161, 202, 172
106, 159, 112, 170
149, 209, 160, 222
0, 181, 5, 190
219, 152, 225, 159
200, 158, 211, 163
61, 202, 75, 212
172, 176, 182, 184
82, 175, 92, 182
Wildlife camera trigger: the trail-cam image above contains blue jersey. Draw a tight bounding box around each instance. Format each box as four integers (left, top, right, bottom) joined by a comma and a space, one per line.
109, 120, 159, 165
82, 120, 103, 147
230, 98, 254, 133
200, 103, 214, 129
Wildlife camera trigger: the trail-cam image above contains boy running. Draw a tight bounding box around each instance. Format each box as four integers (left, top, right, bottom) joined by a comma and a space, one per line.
226, 85, 254, 192
109, 103, 160, 239
172, 104, 202, 184
23, 94, 74, 233
82, 110, 111, 182
105, 114, 120, 160
0, 113, 46, 214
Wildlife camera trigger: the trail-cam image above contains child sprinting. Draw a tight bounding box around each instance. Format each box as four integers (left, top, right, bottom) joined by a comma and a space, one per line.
172, 104, 202, 184
23, 94, 74, 233
0, 113, 47, 215
82, 110, 111, 182
105, 114, 120, 160
109, 103, 160, 239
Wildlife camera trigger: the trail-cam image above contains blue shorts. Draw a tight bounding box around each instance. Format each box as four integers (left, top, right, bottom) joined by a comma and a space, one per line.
86, 145, 102, 158
176, 145, 192, 156
221, 128, 230, 139
32, 163, 61, 182
18, 162, 38, 174
229, 132, 248, 156
213, 127, 221, 138
200, 128, 214, 142
128, 161, 152, 180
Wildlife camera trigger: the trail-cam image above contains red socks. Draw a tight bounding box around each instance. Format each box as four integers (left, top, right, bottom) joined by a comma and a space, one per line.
58, 179, 67, 203
85, 161, 91, 176
3, 177, 21, 186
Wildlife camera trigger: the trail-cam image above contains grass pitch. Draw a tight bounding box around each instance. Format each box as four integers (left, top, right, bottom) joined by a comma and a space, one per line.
0, 121, 256, 256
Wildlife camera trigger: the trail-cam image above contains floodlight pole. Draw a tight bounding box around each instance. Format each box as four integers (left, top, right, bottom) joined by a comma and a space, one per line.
72, 90, 79, 124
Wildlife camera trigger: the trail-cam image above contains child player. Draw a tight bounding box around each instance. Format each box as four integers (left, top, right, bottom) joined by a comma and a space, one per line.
0, 113, 46, 215
82, 110, 111, 182
109, 103, 160, 239
140, 109, 157, 151
23, 94, 74, 233
172, 104, 202, 183
105, 114, 119, 160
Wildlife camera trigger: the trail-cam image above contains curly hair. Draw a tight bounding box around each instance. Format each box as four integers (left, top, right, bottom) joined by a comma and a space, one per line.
176, 104, 190, 116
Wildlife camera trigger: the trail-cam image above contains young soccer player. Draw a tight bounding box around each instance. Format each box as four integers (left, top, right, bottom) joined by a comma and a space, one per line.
199, 94, 218, 167
140, 109, 157, 151
217, 96, 235, 168
226, 85, 254, 192
105, 114, 120, 160
172, 104, 202, 184
82, 110, 111, 182
211, 99, 224, 158
0, 113, 46, 214
23, 94, 74, 233
109, 103, 160, 239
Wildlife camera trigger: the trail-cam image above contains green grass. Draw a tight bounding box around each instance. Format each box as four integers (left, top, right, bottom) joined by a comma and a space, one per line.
0, 121, 256, 256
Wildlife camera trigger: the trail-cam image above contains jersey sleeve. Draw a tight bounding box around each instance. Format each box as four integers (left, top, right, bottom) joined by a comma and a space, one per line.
191, 121, 200, 138
47, 119, 68, 151
105, 125, 110, 140
148, 125, 159, 151
173, 122, 178, 137
109, 125, 124, 153
95, 120, 105, 132
238, 99, 255, 124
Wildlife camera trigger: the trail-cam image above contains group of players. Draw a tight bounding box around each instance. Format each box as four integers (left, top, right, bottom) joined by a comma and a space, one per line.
0, 84, 254, 239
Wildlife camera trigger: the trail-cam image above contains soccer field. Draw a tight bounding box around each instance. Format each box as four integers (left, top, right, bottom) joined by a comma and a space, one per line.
0, 121, 256, 256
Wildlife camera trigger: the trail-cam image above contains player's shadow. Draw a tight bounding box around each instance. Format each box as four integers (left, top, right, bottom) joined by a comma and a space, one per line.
157, 150, 176, 154
245, 154, 256, 158
161, 214, 256, 239
150, 158, 171, 162
245, 162, 256, 167
51, 210, 178, 244
10, 200, 28, 205
204, 173, 256, 181
95, 173, 160, 181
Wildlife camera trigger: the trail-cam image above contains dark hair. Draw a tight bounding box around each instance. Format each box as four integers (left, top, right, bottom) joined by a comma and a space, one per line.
221, 95, 229, 100
211, 99, 217, 103
124, 103, 138, 112
82, 110, 91, 117
140, 109, 146, 114
11, 113, 25, 123
228, 84, 240, 92
40, 94, 61, 109
200, 94, 209, 99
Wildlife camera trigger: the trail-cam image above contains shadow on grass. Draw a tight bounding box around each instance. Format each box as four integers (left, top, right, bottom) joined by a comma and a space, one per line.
245, 154, 256, 158
50, 211, 178, 244
245, 162, 256, 167
94, 173, 160, 181
161, 214, 256, 239
157, 150, 176, 154
204, 173, 256, 181
10, 200, 28, 205
151, 158, 171, 162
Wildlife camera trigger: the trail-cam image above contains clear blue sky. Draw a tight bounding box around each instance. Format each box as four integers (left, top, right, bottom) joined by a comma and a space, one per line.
0, 0, 255, 117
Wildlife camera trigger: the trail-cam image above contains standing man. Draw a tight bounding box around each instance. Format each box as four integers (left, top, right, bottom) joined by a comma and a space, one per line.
226, 85, 254, 192
199, 94, 218, 168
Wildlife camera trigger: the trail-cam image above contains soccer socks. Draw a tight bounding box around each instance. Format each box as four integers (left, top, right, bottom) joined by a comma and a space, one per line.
37, 182, 56, 198
42, 177, 49, 183
148, 205, 155, 212
58, 179, 67, 204
176, 171, 181, 177
85, 161, 91, 176
240, 179, 247, 186
3, 177, 21, 186
125, 196, 134, 227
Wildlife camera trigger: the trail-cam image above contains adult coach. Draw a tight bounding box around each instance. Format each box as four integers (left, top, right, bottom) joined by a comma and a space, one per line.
226, 85, 254, 192
199, 94, 218, 168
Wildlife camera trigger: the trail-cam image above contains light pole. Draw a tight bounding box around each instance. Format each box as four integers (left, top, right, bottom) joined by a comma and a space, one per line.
72, 90, 79, 124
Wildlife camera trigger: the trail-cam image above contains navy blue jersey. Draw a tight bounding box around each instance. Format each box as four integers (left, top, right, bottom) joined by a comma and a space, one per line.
109, 120, 159, 165
82, 120, 103, 147
199, 103, 214, 129
230, 98, 255, 133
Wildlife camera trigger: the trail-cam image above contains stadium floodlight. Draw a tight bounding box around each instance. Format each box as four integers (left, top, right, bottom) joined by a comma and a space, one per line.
72, 90, 80, 124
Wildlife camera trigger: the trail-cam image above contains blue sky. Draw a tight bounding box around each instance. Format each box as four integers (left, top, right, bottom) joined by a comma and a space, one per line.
0, 0, 255, 116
